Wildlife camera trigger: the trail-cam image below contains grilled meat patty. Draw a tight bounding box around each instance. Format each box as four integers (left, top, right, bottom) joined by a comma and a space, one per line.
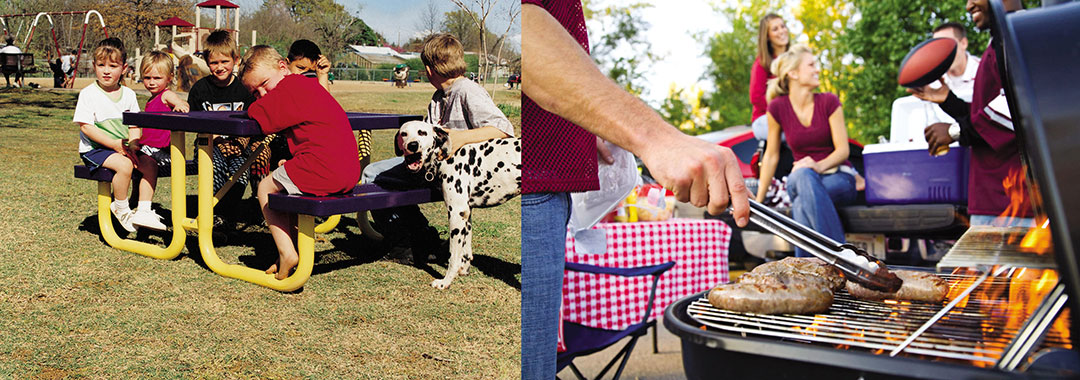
709, 271, 834, 314
752, 257, 846, 292
845, 270, 949, 302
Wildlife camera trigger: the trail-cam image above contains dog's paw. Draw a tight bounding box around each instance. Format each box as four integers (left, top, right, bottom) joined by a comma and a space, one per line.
431, 278, 452, 289
458, 266, 470, 276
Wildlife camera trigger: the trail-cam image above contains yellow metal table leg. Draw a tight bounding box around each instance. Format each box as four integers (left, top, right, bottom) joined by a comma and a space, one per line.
194, 133, 312, 291
96, 132, 188, 260
314, 214, 340, 234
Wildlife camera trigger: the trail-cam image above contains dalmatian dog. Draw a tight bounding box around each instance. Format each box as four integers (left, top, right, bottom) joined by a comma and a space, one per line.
396, 121, 521, 289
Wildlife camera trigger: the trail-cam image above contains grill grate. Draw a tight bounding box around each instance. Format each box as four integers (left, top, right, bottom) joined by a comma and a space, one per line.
688, 272, 1071, 366
938, 226, 1056, 270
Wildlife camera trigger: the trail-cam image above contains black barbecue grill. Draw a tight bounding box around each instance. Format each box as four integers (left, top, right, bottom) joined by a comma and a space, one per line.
665, 1, 1080, 378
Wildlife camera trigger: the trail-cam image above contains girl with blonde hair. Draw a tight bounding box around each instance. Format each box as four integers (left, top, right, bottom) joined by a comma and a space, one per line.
136, 51, 189, 178
757, 45, 856, 258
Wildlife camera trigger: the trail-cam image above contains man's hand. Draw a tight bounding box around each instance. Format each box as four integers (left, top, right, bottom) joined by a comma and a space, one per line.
924, 122, 954, 155
907, 78, 950, 104
638, 133, 749, 226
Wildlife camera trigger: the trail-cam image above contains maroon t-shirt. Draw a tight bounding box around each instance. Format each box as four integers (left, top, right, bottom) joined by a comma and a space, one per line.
749, 56, 774, 120
967, 43, 1031, 217
767, 92, 845, 164
248, 74, 361, 196
521, 0, 599, 194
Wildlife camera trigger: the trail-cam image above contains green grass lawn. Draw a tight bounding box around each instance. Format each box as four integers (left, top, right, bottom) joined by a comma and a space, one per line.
0, 86, 521, 379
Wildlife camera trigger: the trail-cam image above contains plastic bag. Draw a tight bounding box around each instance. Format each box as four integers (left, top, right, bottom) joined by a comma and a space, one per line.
568, 141, 641, 253
569, 141, 640, 232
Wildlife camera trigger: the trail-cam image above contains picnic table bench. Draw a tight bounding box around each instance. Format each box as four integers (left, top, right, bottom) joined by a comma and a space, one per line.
74, 111, 425, 291
73, 139, 194, 260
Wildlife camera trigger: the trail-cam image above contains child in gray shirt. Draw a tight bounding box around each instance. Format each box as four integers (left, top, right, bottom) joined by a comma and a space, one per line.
363, 33, 513, 266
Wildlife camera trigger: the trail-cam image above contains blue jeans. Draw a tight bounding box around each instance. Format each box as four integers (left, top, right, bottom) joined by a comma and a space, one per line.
787, 168, 856, 257
521, 192, 570, 380
970, 214, 1035, 227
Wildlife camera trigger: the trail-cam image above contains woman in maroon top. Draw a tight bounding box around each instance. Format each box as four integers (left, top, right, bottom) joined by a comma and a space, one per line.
757, 45, 856, 257
749, 13, 790, 139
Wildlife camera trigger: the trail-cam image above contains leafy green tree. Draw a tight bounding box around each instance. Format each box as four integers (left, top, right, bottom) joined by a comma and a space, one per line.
840, 0, 983, 142
443, 9, 479, 51
794, 0, 853, 98
583, 1, 657, 96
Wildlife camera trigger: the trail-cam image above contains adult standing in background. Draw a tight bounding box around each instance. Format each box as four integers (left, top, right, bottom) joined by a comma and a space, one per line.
749, 13, 790, 140
521, 1, 750, 378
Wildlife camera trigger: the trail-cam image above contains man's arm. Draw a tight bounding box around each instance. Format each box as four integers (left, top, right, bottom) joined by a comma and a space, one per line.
522, 4, 748, 224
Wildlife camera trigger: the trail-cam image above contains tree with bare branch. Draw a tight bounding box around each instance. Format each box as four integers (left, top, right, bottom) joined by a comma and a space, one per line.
449, 0, 499, 89
489, 1, 519, 96
416, 0, 443, 37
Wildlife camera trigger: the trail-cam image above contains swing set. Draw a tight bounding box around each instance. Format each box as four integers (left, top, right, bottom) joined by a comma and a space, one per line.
0, 10, 107, 88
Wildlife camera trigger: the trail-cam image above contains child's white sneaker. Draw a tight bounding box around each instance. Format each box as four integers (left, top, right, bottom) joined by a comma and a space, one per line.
131, 209, 168, 231
110, 203, 137, 233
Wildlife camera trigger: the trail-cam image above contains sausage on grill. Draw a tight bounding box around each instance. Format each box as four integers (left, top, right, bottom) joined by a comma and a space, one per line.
751, 257, 846, 292
845, 270, 948, 302
709, 271, 834, 314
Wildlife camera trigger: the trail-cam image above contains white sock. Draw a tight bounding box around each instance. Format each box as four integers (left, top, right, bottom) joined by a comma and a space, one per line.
137, 201, 152, 213
112, 200, 130, 213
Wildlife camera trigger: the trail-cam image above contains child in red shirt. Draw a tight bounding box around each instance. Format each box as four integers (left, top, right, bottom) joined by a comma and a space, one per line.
239, 45, 361, 280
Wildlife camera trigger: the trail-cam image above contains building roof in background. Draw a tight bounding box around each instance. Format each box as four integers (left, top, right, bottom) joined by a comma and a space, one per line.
196, 0, 239, 8
157, 17, 194, 27
347, 45, 414, 62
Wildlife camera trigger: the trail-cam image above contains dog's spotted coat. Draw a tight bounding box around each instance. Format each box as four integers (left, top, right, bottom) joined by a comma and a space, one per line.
396, 121, 521, 289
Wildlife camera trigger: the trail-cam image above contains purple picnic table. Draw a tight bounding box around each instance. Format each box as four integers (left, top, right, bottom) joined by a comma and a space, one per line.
110, 109, 424, 291
122, 111, 421, 134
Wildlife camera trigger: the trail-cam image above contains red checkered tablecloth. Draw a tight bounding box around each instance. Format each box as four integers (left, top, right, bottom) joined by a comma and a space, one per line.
558, 219, 730, 350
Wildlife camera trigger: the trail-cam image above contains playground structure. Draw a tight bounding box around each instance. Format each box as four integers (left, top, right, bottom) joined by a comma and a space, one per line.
135, 0, 257, 92
0, 10, 107, 88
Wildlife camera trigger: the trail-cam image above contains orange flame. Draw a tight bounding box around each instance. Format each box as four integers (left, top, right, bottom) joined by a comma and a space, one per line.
999, 167, 1030, 229
999, 167, 1053, 253
1021, 218, 1052, 252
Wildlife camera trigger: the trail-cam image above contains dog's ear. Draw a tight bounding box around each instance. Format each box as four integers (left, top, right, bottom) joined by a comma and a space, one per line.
394, 131, 403, 156
434, 126, 451, 160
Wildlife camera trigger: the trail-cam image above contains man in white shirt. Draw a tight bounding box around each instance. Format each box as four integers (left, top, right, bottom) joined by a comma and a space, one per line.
1, 36, 24, 87
917, 23, 981, 147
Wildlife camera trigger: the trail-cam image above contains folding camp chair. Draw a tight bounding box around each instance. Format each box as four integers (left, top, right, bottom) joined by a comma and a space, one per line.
557, 260, 676, 380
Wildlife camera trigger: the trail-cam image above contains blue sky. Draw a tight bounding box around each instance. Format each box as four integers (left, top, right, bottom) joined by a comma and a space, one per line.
230, 0, 520, 48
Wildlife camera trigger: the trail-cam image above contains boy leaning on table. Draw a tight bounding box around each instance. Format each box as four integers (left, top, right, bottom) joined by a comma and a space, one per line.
238, 45, 361, 280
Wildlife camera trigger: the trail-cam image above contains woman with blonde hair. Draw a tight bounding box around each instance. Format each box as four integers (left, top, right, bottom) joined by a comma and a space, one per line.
757, 44, 856, 257
749, 13, 790, 139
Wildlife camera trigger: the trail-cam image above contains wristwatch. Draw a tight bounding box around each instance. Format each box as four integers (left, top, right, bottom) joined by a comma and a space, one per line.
948, 123, 961, 141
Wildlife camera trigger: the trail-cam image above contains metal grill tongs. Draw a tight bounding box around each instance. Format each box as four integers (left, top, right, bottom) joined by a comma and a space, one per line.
742, 200, 904, 292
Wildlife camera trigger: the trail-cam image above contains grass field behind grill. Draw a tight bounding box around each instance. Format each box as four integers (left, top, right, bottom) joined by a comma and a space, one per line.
0, 82, 522, 379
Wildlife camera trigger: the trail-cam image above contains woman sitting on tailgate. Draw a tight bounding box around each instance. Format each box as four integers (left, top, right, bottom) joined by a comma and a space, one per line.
756, 44, 857, 258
